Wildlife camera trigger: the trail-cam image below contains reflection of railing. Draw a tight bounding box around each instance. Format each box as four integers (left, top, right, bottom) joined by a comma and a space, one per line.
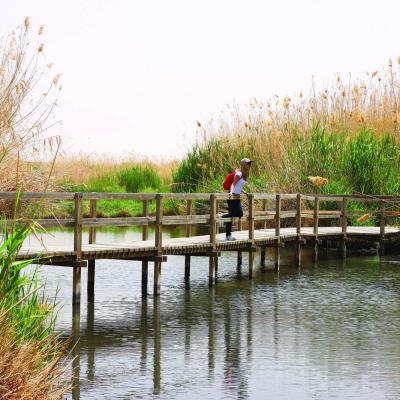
3, 191, 400, 302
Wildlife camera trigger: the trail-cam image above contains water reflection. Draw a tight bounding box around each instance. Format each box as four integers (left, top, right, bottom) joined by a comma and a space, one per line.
64, 251, 400, 399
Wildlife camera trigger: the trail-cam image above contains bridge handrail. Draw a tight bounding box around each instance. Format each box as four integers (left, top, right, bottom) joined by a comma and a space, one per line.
2, 191, 396, 259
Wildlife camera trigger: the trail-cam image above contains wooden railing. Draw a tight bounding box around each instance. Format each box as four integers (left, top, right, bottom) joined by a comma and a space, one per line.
5, 191, 400, 300
2, 191, 400, 256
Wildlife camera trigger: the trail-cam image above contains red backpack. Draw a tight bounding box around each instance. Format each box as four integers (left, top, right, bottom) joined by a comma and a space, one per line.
223, 171, 236, 190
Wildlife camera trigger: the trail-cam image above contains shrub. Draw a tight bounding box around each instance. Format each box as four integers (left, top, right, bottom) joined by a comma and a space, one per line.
119, 165, 161, 193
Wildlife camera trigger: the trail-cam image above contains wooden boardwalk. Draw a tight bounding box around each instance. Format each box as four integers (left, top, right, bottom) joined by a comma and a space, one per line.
4, 191, 400, 304
19, 226, 400, 259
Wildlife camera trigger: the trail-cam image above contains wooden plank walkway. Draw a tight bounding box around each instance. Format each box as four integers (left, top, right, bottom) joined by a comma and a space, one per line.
19, 226, 400, 260
4, 191, 400, 306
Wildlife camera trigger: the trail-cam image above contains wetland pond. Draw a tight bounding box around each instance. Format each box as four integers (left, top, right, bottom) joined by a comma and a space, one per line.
27, 227, 400, 400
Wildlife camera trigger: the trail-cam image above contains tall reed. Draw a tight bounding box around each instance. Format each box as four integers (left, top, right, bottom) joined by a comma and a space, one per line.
0, 18, 61, 193
173, 60, 400, 196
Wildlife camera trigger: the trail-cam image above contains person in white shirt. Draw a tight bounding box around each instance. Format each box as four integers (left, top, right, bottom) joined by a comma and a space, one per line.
223, 157, 252, 241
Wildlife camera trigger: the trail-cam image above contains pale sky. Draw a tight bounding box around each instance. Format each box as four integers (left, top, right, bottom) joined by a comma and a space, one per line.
2, 0, 400, 159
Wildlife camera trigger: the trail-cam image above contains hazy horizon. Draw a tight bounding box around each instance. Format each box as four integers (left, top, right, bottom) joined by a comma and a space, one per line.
3, 0, 400, 159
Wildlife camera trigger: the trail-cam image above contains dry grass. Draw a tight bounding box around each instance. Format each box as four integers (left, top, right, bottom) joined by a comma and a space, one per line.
0, 315, 68, 399
0, 17, 61, 192
52, 153, 178, 186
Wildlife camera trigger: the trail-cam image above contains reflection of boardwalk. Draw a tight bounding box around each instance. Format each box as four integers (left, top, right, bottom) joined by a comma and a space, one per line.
6, 191, 400, 302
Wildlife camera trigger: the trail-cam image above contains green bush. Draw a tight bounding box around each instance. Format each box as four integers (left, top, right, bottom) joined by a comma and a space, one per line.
119, 165, 161, 193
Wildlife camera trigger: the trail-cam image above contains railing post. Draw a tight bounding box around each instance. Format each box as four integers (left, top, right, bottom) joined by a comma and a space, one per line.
209, 194, 217, 287
142, 199, 149, 295
73, 193, 83, 305
313, 196, 319, 262
260, 198, 267, 269
154, 194, 163, 296
340, 198, 347, 258
379, 200, 386, 255
185, 199, 193, 283
262, 199, 267, 229
296, 193, 302, 267
87, 199, 96, 302
248, 193, 255, 279
274, 193, 281, 272
237, 218, 243, 268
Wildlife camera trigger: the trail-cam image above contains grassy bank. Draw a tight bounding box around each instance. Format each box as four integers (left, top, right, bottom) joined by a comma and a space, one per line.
50, 157, 179, 217
0, 218, 67, 398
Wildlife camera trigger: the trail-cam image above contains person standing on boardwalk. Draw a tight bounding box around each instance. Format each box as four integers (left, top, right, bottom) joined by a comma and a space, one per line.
223, 158, 252, 241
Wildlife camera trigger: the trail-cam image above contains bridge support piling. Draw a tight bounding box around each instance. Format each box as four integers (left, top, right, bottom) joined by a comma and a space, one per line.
73, 264, 81, 305
184, 255, 191, 281
237, 251, 242, 268
154, 261, 162, 295
87, 260, 95, 302
260, 248, 266, 269
142, 261, 149, 296
313, 243, 319, 262
274, 246, 280, 272
339, 238, 347, 258
209, 255, 216, 286
249, 251, 254, 279
296, 242, 302, 267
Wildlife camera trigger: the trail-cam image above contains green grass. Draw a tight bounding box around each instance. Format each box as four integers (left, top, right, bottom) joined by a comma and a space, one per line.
55, 164, 181, 217
0, 215, 57, 343
173, 126, 400, 196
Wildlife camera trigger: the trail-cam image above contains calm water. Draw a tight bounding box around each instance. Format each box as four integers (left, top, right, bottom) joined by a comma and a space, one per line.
30, 228, 400, 400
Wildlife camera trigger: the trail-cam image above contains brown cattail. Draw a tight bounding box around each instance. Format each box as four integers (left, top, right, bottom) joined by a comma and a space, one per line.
24, 17, 30, 30
52, 73, 62, 85
39, 25, 44, 35
38, 43, 44, 53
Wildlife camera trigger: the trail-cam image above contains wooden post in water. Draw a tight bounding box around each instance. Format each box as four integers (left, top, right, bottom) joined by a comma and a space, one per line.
73, 193, 83, 305
209, 194, 217, 287
154, 195, 163, 296
142, 200, 149, 295
184, 200, 193, 282
87, 199, 96, 302
379, 200, 386, 256
248, 194, 255, 279
274, 194, 281, 272
295, 193, 302, 267
313, 196, 319, 262
340, 198, 347, 258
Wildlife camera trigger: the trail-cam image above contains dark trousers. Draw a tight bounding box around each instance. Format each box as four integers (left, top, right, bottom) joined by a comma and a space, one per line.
222, 199, 243, 236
